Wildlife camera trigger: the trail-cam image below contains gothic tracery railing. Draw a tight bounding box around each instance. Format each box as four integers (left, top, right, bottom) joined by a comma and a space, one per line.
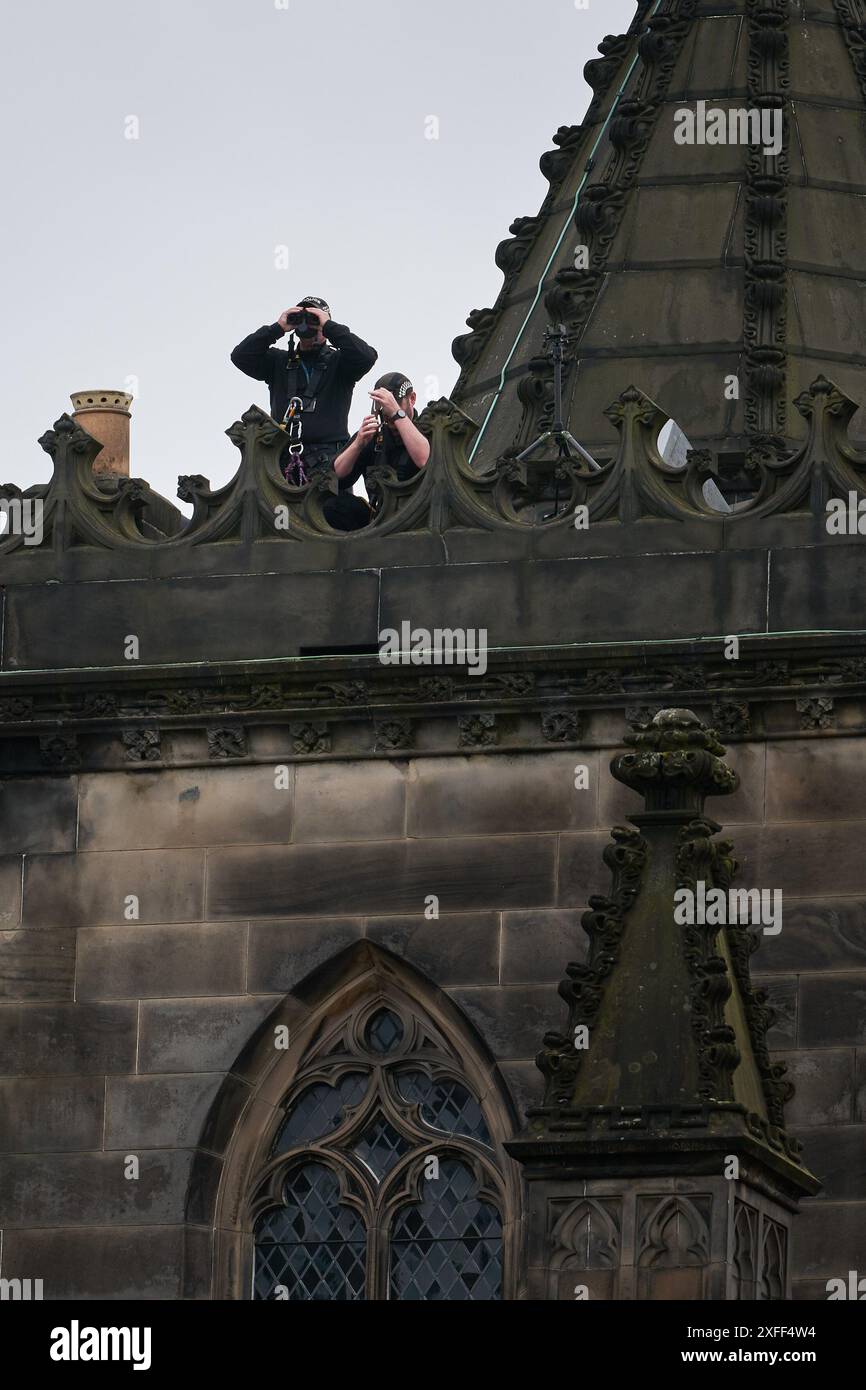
3, 374, 866, 555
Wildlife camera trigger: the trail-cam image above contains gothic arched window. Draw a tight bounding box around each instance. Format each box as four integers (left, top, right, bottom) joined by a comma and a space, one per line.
249, 998, 512, 1301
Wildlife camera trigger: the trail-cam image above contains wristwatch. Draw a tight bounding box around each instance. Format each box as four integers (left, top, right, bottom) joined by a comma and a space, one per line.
390, 409, 407, 422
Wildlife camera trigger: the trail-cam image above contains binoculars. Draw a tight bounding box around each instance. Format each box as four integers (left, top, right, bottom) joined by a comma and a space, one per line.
286, 310, 319, 331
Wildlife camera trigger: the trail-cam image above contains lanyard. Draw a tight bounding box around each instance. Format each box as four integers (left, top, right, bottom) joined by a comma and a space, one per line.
280, 347, 330, 485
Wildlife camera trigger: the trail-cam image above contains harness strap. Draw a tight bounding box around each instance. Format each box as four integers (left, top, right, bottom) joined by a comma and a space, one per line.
286, 345, 334, 413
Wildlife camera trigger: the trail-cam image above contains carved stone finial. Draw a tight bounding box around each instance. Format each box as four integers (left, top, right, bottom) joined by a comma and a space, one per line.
612, 707, 739, 814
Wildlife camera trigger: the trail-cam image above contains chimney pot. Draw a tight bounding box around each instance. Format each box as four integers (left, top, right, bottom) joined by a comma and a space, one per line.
70, 390, 133, 477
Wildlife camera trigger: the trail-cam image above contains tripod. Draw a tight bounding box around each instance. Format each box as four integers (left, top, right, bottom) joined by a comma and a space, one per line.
516, 324, 601, 474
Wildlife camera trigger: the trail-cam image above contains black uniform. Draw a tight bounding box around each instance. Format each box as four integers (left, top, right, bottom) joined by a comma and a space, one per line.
230, 320, 378, 463
325, 426, 424, 532
342, 428, 422, 487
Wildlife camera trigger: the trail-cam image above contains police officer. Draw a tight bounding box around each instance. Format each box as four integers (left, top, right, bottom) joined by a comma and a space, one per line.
230, 297, 377, 482
327, 373, 430, 531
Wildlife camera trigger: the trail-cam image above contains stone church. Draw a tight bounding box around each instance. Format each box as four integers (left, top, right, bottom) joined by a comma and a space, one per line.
1, 0, 864, 1301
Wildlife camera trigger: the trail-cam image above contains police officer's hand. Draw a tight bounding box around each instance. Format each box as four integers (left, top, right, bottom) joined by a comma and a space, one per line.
357, 416, 378, 443
303, 305, 331, 328
277, 307, 303, 333
370, 387, 400, 418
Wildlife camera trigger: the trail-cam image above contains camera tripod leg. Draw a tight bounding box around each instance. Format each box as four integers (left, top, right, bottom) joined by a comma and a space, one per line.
561, 431, 602, 473
516, 432, 554, 465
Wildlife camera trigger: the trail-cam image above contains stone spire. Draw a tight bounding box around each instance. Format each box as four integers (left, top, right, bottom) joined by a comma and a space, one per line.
507, 709, 818, 1302
452, 0, 866, 474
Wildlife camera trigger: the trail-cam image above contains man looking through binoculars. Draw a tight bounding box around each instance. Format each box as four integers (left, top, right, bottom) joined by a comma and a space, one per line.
230, 296, 377, 481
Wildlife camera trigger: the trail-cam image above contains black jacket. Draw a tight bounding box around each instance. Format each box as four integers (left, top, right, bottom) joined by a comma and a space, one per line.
342, 429, 423, 488
230, 320, 378, 448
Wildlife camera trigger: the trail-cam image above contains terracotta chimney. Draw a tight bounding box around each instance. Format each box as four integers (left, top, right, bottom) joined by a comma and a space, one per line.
70, 390, 133, 477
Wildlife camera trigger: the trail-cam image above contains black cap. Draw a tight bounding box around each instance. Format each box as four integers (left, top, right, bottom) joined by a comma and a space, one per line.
299, 295, 331, 315
375, 371, 414, 399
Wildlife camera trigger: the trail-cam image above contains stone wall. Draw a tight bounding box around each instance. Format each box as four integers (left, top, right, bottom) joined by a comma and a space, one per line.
1, 727, 863, 1298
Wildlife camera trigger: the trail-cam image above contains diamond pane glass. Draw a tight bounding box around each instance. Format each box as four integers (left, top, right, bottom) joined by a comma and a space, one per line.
254, 1163, 366, 1301
389, 1159, 502, 1301
366, 1008, 404, 1054
396, 1070, 491, 1146
353, 1114, 412, 1181
274, 1073, 368, 1153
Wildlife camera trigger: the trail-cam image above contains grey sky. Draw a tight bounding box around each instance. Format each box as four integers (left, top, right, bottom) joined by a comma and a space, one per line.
1, 0, 637, 506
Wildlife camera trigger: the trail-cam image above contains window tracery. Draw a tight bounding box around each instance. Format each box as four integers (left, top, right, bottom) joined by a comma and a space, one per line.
250, 999, 509, 1301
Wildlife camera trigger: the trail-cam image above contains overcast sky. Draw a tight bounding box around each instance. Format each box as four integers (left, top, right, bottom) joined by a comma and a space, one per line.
1, 0, 637, 507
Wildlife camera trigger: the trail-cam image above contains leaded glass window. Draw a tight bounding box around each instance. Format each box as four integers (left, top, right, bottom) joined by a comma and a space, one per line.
366, 1007, 404, 1053
390, 1158, 503, 1301
254, 1163, 366, 1301
353, 1115, 412, 1180
250, 997, 511, 1301
274, 1073, 368, 1152
396, 1070, 492, 1145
